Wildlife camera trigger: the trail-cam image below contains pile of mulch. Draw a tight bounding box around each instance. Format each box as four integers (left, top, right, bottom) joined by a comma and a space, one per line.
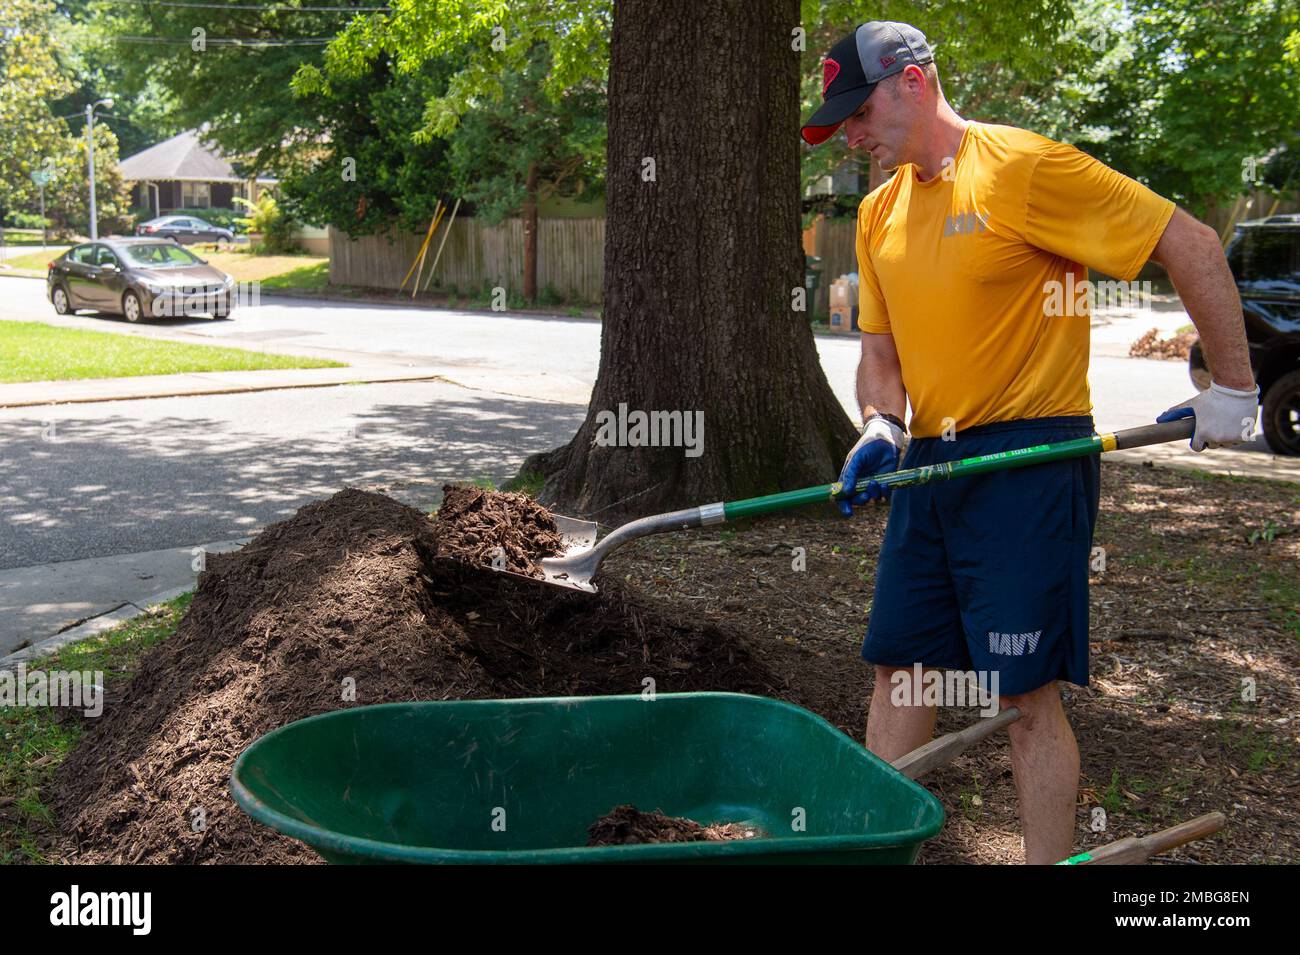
46, 487, 786, 864
433, 483, 564, 577
1129, 326, 1198, 360
587, 805, 761, 846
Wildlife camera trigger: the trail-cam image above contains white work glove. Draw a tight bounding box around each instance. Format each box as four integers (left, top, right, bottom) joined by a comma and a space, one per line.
1156, 381, 1259, 451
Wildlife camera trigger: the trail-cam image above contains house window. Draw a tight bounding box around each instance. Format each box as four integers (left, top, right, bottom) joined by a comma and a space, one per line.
181, 182, 211, 208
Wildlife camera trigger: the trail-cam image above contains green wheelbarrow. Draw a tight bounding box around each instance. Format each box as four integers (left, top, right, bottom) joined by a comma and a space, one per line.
231, 693, 1019, 864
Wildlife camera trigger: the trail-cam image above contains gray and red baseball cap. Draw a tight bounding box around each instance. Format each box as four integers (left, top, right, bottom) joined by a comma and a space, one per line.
801, 21, 934, 146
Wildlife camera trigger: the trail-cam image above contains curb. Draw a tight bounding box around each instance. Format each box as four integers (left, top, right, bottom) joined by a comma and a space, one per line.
0, 372, 450, 409
0, 582, 195, 673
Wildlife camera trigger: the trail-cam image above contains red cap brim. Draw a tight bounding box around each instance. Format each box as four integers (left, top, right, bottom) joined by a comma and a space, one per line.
800, 123, 842, 146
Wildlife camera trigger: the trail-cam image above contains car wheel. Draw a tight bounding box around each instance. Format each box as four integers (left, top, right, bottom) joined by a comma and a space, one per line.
1261, 370, 1300, 456
52, 285, 72, 315
122, 290, 144, 323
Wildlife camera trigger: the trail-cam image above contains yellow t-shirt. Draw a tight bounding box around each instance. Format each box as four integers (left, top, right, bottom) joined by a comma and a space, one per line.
855, 121, 1175, 438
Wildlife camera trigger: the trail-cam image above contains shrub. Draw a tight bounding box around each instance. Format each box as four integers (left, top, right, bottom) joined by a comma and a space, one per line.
4, 212, 51, 230
234, 195, 301, 255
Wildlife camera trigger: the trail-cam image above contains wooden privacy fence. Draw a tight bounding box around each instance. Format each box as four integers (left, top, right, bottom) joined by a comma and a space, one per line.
330, 218, 606, 302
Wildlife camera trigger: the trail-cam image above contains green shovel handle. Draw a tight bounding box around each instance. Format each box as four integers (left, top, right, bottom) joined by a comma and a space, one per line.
720, 417, 1195, 522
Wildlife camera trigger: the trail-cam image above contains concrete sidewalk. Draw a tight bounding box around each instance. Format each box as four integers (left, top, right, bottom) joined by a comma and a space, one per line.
1107, 441, 1300, 482
0, 538, 248, 658
0, 364, 452, 408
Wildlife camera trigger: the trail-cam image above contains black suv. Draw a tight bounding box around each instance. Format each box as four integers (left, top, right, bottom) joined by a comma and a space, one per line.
1189, 213, 1300, 455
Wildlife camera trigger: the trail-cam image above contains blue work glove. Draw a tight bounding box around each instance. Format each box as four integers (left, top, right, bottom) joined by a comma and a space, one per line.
1156, 381, 1258, 451
836, 415, 907, 516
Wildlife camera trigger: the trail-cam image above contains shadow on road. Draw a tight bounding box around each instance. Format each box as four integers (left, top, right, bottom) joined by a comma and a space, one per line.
0, 388, 586, 569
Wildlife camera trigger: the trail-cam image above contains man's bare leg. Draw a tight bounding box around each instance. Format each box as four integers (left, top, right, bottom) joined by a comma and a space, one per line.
865, 664, 938, 762
1002, 681, 1079, 864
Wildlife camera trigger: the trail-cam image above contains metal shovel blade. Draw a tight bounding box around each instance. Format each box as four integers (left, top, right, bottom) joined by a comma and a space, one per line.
531, 513, 601, 593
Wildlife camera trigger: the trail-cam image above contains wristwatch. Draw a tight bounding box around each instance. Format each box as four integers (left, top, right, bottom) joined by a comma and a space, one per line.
864, 411, 906, 433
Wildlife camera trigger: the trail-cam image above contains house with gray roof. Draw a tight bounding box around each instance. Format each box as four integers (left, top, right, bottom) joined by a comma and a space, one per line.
117, 128, 277, 217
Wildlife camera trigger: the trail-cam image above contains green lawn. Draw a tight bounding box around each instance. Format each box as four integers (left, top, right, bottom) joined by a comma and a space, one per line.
0, 593, 192, 863
0, 321, 344, 383
258, 260, 330, 290
1, 248, 69, 270
2, 250, 329, 292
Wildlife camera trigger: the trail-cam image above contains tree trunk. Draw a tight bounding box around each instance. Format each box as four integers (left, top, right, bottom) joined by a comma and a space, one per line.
524, 0, 857, 521
522, 161, 539, 303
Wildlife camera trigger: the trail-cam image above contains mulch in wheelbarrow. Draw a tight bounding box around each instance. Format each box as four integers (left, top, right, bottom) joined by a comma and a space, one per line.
587, 805, 763, 846
46, 486, 850, 864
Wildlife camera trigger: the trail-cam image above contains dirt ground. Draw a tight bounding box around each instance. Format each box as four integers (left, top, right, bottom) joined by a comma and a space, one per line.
41, 463, 1298, 864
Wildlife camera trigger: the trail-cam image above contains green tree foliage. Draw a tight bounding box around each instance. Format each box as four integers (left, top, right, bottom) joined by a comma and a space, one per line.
1, 0, 74, 219
445, 43, 604, 224
0, 0, 128, 233
49, 1, 183, 160
78, 0, 457, 234
277, 61, 457, 234
294, 0, 610, 139
1073, 0, 1300, 211
88, 0, 374, 172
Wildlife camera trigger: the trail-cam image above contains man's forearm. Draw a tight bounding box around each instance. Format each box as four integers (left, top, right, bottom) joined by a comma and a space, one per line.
856, 333, 908, 425
1152, 211, 1255, 391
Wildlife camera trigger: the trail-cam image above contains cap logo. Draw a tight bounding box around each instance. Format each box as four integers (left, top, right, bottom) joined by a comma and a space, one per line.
879, 54, 897, 69
822, 58, 840, 95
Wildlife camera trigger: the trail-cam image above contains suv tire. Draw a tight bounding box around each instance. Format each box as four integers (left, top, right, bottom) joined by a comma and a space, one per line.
1261, 369, 1300, 456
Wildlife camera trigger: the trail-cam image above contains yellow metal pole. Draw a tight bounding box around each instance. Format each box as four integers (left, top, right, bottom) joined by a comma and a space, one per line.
399, 202, 441, 294
423, 197, 462, 292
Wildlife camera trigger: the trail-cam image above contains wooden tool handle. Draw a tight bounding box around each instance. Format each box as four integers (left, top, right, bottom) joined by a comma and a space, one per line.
892, 707, 1021, 780
1069, 812, 1226, 865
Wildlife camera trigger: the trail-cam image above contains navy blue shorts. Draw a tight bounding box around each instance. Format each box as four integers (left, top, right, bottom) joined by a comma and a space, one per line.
862, 415, 1100, 695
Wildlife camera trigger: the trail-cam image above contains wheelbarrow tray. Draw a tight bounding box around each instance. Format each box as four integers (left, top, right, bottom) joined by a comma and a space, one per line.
231, 692, 945, 864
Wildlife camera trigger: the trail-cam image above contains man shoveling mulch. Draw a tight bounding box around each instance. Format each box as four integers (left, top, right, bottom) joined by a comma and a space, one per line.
587, 805, 762, 846
46, 486, 785, 864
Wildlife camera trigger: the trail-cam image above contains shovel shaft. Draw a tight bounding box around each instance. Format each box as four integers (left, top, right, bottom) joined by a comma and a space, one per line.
539, 418, 1195, 592
724, 418, 1194, 522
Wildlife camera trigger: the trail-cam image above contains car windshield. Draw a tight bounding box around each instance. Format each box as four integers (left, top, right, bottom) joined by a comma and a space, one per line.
120, 243, 203, 268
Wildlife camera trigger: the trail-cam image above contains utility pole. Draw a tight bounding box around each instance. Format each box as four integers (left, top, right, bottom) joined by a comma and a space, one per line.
85, 98, 113, 240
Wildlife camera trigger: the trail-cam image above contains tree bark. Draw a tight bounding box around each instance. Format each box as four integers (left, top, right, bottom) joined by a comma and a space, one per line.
522, 160, 539, 303
524, 0, 857, 521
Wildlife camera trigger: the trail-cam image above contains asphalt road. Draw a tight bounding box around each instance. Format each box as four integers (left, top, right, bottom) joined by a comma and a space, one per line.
0, 274, 1277, 570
